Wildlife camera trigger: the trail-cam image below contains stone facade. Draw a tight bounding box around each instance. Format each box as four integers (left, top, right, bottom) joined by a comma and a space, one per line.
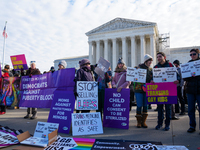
85, 18, 159, 70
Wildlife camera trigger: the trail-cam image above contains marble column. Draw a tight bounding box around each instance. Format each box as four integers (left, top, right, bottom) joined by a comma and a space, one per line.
96, 40, 100, 62
112, 38, 117, 70
122, 37, 127, 64
140, 35, 145, 63
104, 39, 108, 61
150, 34, 156, 65
88, 41, 93, 63
131, 36, 136, 67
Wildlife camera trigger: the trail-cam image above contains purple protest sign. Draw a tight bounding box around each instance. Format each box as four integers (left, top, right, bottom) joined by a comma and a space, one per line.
146, 82, 177, 104
103, 88, 130, 129
19, 68, 75, 108
48, 90, 75, 134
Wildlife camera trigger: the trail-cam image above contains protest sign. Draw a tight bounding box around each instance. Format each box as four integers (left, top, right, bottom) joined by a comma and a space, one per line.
126, 67, 147, 83
180, 60, 200, 78
20, 122, 59, 147
0, 77, 20, 107
146, 83, 177, 104
103, 89, 130, 129
76, 81, 98, 110
48, 90, 75, 134
10, 54, 28, 70
153, 67, 177, 82
19, 68, 75, 108
94, 57, 110, 79
0, 130, 19, 148
71, 112, 103, 136
44, 137, 77, 150
72, 138, 96, 149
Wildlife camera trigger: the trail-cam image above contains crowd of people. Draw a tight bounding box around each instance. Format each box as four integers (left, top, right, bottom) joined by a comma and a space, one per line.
0, 49, 200, 134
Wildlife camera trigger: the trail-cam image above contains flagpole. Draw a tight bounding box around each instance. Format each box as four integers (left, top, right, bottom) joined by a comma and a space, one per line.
2, 21, 7, 68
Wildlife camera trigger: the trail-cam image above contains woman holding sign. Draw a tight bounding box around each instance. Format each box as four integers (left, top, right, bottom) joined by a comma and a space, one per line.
112, 58, 131, 92
184, 49, 200, 133
134, 54, 153, 128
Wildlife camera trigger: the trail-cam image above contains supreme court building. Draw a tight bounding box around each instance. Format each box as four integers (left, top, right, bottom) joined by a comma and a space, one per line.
85, 17, 159, 70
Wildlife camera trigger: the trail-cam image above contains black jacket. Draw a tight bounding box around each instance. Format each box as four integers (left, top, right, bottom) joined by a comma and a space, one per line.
184, 58, 200, 94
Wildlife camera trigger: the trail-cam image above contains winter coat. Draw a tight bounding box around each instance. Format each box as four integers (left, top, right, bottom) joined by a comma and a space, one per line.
2, 69, 13, 77
112, 70, 131, 88
184, 58, 200, 94
134, 63, 152, 93
25, 68, 41, 76
76, 66, 94, 82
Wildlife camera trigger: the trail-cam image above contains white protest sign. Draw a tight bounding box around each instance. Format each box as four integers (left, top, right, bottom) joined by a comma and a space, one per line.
126, 67, 147, 83
34, 122, 59, 139
0, 130, 19, 148
71, 112, 103, 136
76, 81, 98, 110
44, 136, 77, 150
180, 60, 200, 78
94, 57, 110, 79
153, 67, 177, 83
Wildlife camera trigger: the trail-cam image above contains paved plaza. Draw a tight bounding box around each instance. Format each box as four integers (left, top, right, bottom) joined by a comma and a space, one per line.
0, 105, 200, 150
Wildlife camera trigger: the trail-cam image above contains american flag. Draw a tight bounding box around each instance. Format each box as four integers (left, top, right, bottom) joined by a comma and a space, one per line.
2, 26, 8, 38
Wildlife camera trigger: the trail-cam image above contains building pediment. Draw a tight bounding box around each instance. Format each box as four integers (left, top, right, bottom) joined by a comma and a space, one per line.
86, 18, 156, 36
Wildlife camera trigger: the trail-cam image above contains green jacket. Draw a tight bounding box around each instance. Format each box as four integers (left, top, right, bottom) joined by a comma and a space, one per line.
134, 63, 153, 93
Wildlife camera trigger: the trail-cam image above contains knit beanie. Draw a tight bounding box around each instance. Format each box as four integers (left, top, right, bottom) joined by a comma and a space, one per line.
118, 58, 125, 65
144, 54, 153, 63
58, 60, 67, 68
79, 59, 90, 67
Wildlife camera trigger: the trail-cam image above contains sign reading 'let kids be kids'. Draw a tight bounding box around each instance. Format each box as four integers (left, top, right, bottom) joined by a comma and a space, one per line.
10, 54, 28, 70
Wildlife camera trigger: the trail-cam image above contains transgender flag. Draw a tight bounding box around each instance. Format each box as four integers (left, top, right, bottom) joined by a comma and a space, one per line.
2, 26, 8, 38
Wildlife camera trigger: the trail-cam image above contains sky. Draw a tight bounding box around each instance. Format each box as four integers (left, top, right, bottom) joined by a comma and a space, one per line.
0, 0, 200, 72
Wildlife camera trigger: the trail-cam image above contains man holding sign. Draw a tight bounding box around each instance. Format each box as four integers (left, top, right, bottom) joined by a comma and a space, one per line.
152, 52, 180, 131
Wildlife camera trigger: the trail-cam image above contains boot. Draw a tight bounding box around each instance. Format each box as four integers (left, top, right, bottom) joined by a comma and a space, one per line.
24, 108, 30, 119
30, 108, 37, 119
141, 113, 148, 128
135, 114, 142, 128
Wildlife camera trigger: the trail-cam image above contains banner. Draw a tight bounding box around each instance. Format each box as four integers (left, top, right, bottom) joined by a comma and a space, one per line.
146, 83, 177, 104
10, 54, 28, 70
0, 77, 20, 107
48, 90, 75, 134
19, 68, 75, 108
103, 89, 130, 129
180, 60, 200, 78
71, 112, 103, 136
94, 57, 110, 79
126, 67, 147, 83
76, 81, 98, 110
153, 67, 177, 82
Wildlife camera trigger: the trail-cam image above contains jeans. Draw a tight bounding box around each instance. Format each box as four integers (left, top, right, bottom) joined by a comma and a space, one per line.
135, 92, 147, 114
157, 104, 171, 127
186, 93, 200, 129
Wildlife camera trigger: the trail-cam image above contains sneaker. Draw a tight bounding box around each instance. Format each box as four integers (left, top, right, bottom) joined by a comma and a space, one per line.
187, 128, 195, 133
155, 125, 162, 130
164, 126, 170, 131
0, 112, 5, 115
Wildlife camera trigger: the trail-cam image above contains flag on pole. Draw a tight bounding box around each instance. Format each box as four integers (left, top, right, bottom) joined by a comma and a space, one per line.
2, 26, 8, 38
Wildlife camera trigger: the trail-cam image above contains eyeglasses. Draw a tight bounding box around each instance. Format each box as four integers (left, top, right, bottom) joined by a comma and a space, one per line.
190, 53, 197, 56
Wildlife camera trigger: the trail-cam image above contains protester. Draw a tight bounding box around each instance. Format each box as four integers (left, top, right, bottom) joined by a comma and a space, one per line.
49, 66, 55, 73
152, 52, 180, 131
96, 67, 112, 118
183, 48, 200, 133
0, 65, 13, 115
134, 54, 153, 128
23, 62, 41, 119
75, 59, 95, 113
173, 60, 185, 115
58, 60, 67, 70
112, 58, 131, 92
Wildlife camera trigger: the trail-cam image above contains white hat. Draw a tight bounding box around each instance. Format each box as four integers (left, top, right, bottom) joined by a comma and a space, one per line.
144, 54, 153, 62
58, 60, 67, 68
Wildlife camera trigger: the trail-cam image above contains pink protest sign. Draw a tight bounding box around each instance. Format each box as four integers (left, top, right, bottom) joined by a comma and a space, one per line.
146, 82, 177, 104
10, 54, 28, 70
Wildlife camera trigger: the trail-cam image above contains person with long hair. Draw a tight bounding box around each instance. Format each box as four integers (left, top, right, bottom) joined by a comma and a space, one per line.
184, 49, 200, 133
134, 54, 153, 128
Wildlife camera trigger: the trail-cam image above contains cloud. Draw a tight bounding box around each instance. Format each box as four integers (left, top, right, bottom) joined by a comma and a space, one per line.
0, 0, 199, 72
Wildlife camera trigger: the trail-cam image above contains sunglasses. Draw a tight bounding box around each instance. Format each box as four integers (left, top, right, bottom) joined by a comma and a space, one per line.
190, 53, 197, 56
